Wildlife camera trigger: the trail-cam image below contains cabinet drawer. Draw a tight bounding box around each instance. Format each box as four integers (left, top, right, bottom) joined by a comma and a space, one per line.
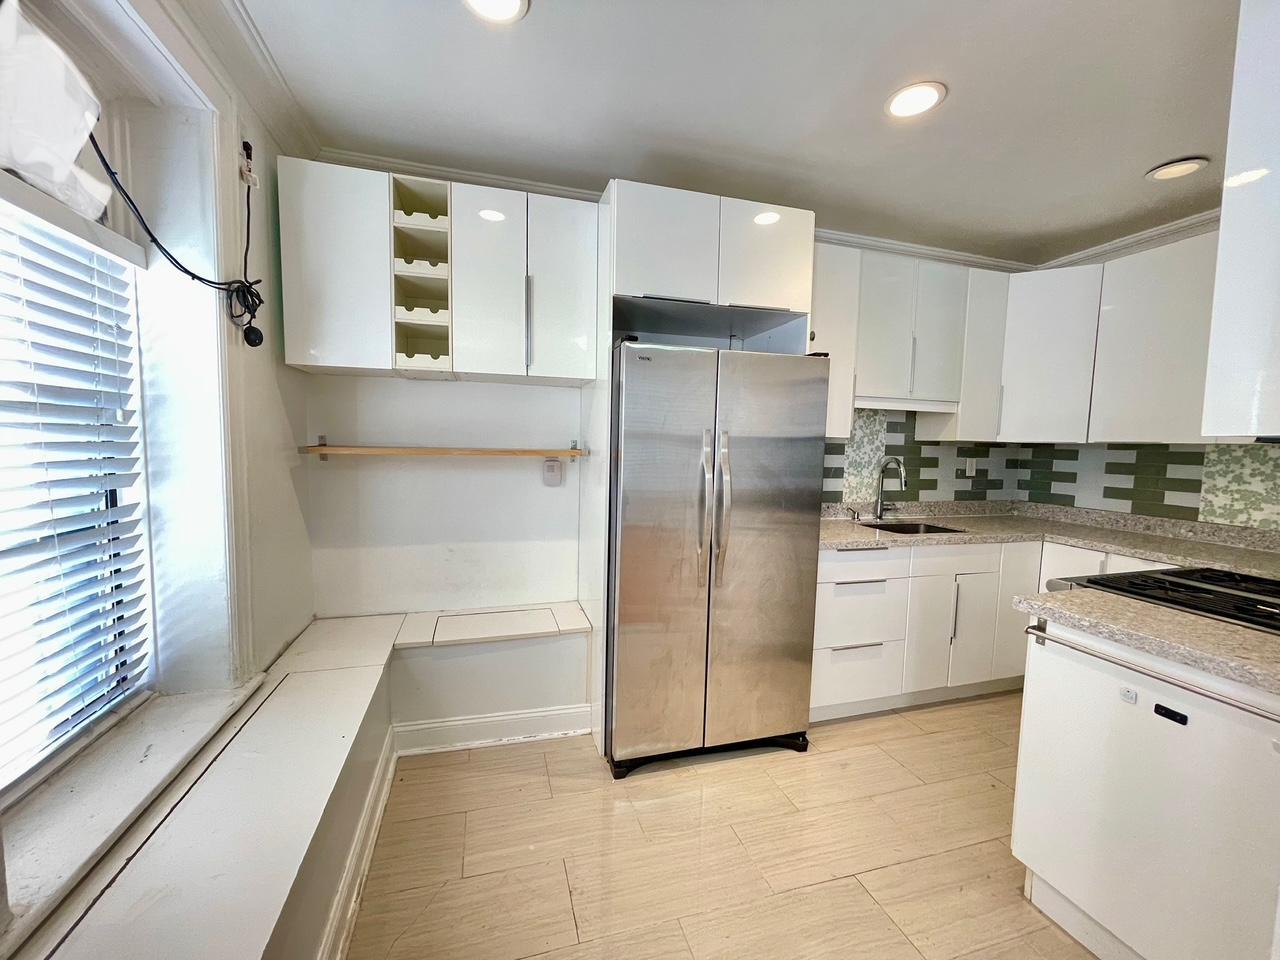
817, 547, 911, 583
814, 579, 909, 649
810, 640, 905, 708
909, 542, 1002, 577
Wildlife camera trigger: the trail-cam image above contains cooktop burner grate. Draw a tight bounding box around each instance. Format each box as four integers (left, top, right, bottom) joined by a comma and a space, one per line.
1069, 568, 1280, 635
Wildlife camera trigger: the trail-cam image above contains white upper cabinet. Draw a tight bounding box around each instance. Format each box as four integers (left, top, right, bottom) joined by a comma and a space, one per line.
917, 268, 1010, 442
717, 198, 815, 313
527, 194, 597, 381
279, 158, 393, 372
1089, 231, 1218, 443
855, 251, 915, 398
911, 260, 968, 401
808, 243, 861, 439
612, 180, 720, 304
451, 184, 529, 377
999, 263, 1103, 443
1203, 0, 1278, 437
855, 252, 965, 408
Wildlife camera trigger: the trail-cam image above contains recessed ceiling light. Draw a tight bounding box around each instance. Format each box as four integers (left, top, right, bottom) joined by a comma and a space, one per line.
478, 209, 506, 221
1145, 157, 1209, 181
1224, 167, 1269, 188
886, 82, 947, 118
463, 0, 528, 23
753, 211, 781, 226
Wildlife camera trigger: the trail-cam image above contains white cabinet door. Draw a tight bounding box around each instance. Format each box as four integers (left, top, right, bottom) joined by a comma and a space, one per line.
956, 269, 1009, 439
948, 571, 999, 687
1037, 542, 1106, 591
991, 540, 1042, 680
999, 264, 1103, 443
813, 579, 909, 649
527, 194, 597, 380
451, 184, 528, 376
911, 260, 967, 402
1103, 553, 1176, 574
855, 251, 915, 399
279, 158, 392, 371
1089, 232, 1218, 443
904, 574, 954, 693
717, 197, 815, 313
809, 244, 861, 438
1203, 0, 1280, 437
1014, 637, 1280, 960
612, 180, 720, 304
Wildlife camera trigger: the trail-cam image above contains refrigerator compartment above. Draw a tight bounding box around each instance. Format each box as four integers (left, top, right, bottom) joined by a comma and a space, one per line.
612, 295, 809, 355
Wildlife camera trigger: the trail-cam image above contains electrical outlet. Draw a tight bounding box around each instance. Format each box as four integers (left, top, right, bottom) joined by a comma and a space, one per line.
965, 457, 977, 477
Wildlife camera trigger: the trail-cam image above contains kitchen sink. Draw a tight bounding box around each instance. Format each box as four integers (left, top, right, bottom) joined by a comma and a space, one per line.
858, 521, 962, 535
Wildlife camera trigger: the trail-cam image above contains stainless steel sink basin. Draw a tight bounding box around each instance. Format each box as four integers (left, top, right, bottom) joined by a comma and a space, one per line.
858, 521, 962, 535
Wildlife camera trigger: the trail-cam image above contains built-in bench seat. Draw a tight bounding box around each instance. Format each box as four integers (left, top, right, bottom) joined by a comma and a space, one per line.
395, 600, 590, 648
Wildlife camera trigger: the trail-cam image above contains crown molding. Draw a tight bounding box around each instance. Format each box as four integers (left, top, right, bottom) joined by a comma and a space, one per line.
190, 0, 320, 157
1036, 208, 1221, 269
813, 227, 1034, 272
314, 147, 603, 203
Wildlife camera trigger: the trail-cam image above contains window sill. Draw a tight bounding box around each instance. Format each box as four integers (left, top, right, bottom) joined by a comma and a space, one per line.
0, 684, 259, 957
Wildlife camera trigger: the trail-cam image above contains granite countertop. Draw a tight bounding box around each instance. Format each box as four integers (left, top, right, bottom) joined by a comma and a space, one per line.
818, 514, 1280, 579
1014, 588, 1280, 698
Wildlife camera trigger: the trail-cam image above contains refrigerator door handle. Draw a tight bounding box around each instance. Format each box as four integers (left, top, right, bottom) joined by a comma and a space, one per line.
715, 429, 733, 587
697, 428, 713, 586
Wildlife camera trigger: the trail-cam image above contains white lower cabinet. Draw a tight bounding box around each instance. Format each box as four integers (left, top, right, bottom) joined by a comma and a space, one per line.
1014, 633, 1280, 960
992, 540, 1043, 679
904, 574, 956, 693
810, 641, 906, 708
1037, 542, 1106, 591
948, 571, 1000, 687
813, 579, 909, 648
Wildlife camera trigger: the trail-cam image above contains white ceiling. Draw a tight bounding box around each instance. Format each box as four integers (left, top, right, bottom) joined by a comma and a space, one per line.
238, 0, 1240, 263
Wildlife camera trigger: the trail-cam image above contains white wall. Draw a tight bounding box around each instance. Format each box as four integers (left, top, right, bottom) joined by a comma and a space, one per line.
224, 113, 315, 673
305, 376, 582, 616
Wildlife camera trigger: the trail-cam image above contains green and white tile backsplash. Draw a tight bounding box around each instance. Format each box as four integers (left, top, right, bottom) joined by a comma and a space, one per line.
832, 409, 1280, 530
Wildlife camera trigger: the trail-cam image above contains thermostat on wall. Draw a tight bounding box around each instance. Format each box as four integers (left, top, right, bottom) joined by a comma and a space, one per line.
543, 458, 563, 487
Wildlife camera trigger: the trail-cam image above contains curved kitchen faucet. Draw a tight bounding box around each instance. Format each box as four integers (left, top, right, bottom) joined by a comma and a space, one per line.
874, 455, 906, 520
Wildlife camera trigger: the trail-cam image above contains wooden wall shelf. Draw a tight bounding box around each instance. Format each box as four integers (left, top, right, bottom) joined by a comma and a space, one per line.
300, 443, 585, 459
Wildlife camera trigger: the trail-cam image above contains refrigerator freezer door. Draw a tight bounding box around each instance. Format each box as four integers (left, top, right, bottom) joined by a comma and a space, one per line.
705, 351, 828, 747
608, 343, 718, 761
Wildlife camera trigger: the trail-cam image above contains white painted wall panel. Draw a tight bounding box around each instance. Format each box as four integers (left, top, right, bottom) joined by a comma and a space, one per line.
305, 376, 581, 615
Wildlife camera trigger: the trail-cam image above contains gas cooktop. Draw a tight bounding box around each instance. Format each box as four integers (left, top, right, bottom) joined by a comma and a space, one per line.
1066, 567, 1280, 635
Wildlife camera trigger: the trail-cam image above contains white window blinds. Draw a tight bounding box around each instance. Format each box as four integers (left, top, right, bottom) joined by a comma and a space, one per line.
0, 197, 152, 790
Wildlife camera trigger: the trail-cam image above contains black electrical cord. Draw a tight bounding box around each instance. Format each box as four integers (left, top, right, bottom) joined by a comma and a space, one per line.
87, 131, 265, 347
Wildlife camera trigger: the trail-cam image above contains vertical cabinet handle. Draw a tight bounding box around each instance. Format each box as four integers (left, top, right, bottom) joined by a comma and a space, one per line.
714, 430, 733, 587
949, 578, 961, 644
996, 384, 1005, 438
697, 428, 713, 586
908, 334, 918, 394
525, 275, 533, 371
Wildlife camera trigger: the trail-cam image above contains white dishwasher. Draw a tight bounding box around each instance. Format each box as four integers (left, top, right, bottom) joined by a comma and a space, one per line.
1013, 630, 1280, 960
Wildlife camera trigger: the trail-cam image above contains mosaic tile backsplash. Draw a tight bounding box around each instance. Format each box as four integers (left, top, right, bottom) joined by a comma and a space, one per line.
830, 409, 1280, 530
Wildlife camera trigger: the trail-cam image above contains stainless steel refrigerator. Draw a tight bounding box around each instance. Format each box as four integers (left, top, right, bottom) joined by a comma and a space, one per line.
605, 342, 829, 777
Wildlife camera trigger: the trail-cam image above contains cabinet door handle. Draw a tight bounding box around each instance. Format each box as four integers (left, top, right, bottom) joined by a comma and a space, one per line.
996, 384, 1005, 437
908, 334, 918, 394
949, 578, 961, 643
833, 578, 888, 586
830, 642, 886, 652
525, 274, 533, 371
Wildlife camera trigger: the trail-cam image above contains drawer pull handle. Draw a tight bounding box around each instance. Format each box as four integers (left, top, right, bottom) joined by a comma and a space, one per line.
835, 546, 890, 553
833, 579, 888, 587
830, 642, 886, 651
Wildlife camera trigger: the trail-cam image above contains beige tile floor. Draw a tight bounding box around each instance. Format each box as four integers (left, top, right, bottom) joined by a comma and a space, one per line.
345, 692, 1097, 960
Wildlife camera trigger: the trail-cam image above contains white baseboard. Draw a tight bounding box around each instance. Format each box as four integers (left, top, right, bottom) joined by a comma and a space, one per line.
317, 726, 396, 960
809, 677, 1023, 724
393, 703, 592, 757
1026, 871, 1144, 960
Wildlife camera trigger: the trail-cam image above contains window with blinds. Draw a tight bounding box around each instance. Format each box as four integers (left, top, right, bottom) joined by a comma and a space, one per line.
0, 196, 152, 791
